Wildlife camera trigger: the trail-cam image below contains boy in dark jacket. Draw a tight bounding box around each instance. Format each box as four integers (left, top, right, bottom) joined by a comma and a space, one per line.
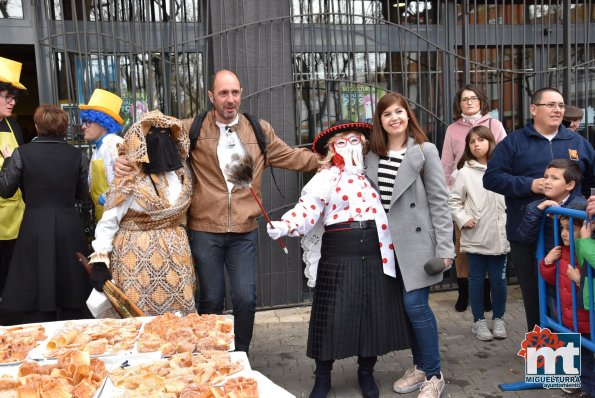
518, 159, 586, 249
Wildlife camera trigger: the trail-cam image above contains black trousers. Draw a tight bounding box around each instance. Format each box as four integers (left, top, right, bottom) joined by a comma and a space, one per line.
0, 239, 15, 295
510, 240, 540, 331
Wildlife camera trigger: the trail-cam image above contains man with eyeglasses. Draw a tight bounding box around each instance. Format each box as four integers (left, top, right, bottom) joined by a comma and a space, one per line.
79, 89, 124, 221
484, 87, 595, 333
0, 57, 26, 320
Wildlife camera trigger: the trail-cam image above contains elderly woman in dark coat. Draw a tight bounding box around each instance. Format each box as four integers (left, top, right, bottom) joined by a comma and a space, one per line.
0, 104, 91, 323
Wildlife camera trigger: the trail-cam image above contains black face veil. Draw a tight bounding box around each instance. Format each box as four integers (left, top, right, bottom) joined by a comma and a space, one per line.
143, 126, 183, 174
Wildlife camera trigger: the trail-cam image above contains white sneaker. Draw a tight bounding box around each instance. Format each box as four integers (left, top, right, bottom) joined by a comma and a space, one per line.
472, 319, 493, 341
393, 365, 426, 393
418, 373, 445, 398
492, 318, 507, 339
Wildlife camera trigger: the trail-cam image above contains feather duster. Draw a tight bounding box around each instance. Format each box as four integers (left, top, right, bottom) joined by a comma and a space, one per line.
225, 153, 254, 188
224, 153, 288, 254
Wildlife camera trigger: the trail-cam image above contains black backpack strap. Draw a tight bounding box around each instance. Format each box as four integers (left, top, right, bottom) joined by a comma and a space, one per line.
189, 111, 208, 154
243, 113, 268, 163
243, 112, 284, 199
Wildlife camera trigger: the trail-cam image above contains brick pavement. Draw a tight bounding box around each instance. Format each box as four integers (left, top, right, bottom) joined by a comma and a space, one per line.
250, 285, 570, 398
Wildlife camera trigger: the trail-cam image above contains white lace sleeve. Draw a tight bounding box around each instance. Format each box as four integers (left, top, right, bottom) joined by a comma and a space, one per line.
297, 167, 340, 287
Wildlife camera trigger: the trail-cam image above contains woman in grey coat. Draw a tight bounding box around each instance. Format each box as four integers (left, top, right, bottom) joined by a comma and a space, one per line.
365, 92, 455, 398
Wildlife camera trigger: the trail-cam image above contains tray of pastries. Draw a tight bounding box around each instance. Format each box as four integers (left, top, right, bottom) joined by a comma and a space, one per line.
137, 313, 234, 355
0, 324, 47, 365
103, 350, 248, 397
28, 318, 145, 360
0, 349, 108, 398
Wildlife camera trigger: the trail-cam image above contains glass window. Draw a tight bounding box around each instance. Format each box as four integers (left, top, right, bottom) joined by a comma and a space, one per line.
380, 1, 437, 25
291, 0, 382, 24
49, 0, 201, 22
56, 51, 204, 137
0, 0, 24, 19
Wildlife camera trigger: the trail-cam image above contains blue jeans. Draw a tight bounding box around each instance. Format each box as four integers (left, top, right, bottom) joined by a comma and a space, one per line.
403, 286, 441, 378
188, 230, 257, 352
580, 347, 594, 395
467, 253, 507, 321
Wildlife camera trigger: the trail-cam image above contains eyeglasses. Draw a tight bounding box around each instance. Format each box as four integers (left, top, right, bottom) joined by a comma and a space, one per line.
534, 102, 565, 110
0, 93, 17, 104
81, 120, 93, 127
334, 135, 361, 148
460, 96, 479, 103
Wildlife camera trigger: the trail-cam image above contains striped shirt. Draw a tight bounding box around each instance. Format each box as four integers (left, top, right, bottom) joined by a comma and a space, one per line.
378, 149, 406, 212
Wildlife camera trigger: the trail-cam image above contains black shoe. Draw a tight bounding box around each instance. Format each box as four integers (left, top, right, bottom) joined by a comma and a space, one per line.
358, 371, 379, 398
310, 359, 333, 398
309, 374, 331, 398
484, 279, 492, 312
455, 278, 469, 312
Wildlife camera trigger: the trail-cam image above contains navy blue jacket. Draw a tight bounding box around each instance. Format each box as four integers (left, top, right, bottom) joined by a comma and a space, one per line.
517, 194, 586, 249
483, 121, 595, 242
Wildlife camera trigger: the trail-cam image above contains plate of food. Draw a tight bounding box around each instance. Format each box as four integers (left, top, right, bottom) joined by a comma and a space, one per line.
0, 349, 108, 398
101, 350, 248, 396
0, 324, 47, 366
137, 313, 235, 356
28, 318, 144, 360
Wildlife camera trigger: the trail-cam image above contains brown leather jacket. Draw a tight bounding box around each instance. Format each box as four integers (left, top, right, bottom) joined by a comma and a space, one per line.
183, 111, 319, 233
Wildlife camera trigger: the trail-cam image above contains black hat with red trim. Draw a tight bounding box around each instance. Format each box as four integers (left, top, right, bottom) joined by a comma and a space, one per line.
312, 120, 372, 156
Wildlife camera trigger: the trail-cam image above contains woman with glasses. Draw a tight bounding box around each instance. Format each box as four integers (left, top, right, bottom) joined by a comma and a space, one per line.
0, 57, 27, 325
0, 105, 92, 323
440, 84, 507, 314
79, 89, 124, 222
267, 120, 410, 398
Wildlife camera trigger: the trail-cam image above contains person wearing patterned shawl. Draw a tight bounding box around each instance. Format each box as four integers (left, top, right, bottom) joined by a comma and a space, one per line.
88, 110, 196, 317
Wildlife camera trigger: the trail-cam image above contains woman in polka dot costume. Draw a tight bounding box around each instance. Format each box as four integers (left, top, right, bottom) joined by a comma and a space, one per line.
267, 120, 410, 398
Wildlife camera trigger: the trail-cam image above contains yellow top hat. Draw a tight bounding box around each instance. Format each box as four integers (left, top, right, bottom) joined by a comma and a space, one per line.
79, 89, 124, 125
0, 57, 26, 91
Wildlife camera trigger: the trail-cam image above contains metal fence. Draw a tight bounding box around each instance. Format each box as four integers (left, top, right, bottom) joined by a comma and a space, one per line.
3, 0, 594, 308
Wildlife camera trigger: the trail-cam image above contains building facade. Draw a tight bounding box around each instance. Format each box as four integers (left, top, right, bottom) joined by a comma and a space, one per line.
1, 0, 594, 308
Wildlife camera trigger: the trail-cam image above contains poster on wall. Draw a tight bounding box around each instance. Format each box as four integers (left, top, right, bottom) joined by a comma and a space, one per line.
120, 90, 149, 132
340, 84, 385, 123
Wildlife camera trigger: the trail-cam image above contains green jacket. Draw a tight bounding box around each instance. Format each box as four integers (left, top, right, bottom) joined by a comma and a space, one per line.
575, 237, 595, 310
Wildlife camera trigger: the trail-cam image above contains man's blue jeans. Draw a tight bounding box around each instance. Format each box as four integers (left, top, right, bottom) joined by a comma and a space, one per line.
188, 229, 257, 352
467, 253, 507, 322
403, 286, 441, 378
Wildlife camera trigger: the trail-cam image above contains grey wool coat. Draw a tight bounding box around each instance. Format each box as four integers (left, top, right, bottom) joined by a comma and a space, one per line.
365, 137, 455, 292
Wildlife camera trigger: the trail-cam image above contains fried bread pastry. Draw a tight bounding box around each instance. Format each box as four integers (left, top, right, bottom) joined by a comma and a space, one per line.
45, 318, 142, 357
139, 313, 234, 355
109, 352, 243, 396
0, 324, 46, 363
0, 349, 107, 398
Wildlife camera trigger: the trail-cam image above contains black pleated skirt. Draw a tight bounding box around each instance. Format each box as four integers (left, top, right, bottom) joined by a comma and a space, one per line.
306, 227, 410, 360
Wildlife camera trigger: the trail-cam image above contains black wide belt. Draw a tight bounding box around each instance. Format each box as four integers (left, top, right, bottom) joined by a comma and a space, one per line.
325, 220, 376, 231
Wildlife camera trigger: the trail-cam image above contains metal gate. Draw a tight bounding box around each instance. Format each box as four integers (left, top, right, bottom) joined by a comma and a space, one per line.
23, 0, 595, 308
